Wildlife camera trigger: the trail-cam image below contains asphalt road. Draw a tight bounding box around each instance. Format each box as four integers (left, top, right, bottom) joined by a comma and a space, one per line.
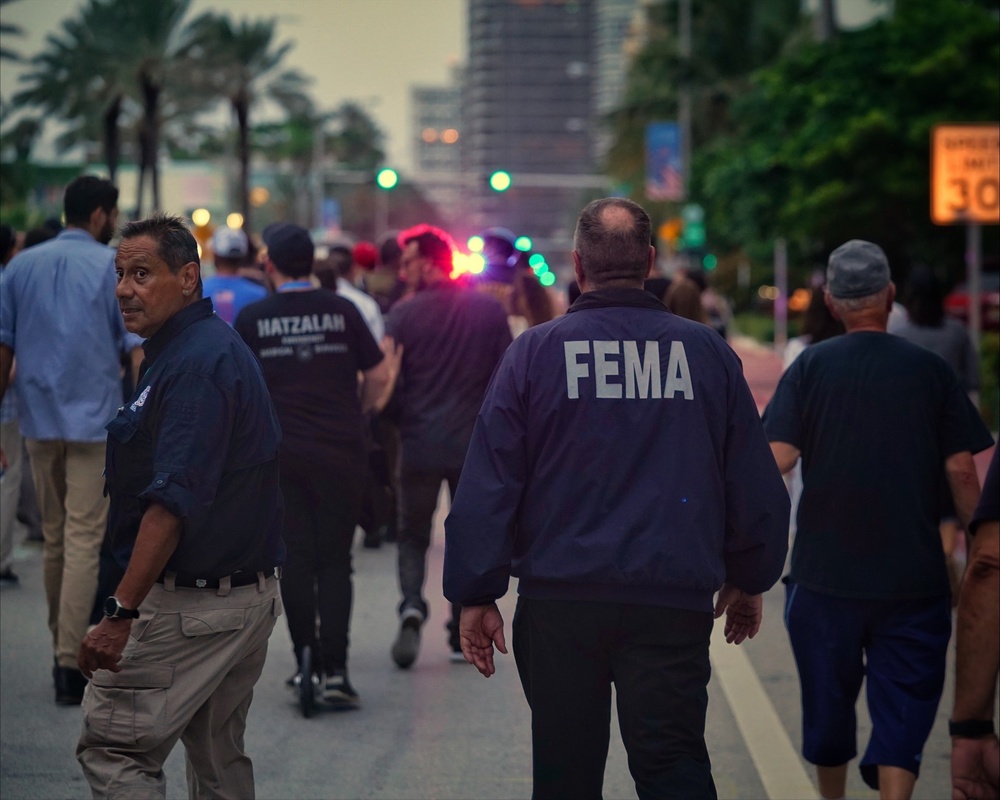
1, 336, 993, 800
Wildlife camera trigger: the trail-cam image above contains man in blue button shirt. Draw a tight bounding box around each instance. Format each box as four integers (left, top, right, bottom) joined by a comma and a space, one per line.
0, 175, 143, 705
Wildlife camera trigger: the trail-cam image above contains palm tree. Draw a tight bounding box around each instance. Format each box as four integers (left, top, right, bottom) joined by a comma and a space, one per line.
14, 0, 195, 214
13, 1, 128, 181
180, 12, 312, 228
115, 0, 192, 215
0, 0, 25, 62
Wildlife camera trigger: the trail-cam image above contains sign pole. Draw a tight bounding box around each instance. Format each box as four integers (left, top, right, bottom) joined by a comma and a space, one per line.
774, 238, 788, 353
966, 221, 982, 356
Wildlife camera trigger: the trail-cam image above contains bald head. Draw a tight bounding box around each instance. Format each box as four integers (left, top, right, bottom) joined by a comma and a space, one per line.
573, 197, 653, 290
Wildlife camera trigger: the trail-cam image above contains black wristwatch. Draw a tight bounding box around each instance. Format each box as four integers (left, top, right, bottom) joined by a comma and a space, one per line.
949, 719, 995, 738
103, 596, 140, 620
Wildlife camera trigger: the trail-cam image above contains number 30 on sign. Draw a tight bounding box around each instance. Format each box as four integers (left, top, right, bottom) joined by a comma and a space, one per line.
931, 124, 1000, 226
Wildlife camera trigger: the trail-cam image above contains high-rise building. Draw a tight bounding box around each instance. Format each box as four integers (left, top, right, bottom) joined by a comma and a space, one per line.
412, 66, 464, 225
464, 0, 600, 253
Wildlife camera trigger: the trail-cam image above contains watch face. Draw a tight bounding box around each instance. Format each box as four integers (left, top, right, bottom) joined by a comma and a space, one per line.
103, 596, 137, 619
103, 596, 119, 617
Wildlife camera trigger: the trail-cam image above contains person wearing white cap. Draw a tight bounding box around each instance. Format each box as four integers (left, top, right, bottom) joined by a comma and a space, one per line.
203, 226, 266, 325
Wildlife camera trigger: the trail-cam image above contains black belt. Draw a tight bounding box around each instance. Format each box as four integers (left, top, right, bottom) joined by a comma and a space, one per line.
157, 569, 276, 589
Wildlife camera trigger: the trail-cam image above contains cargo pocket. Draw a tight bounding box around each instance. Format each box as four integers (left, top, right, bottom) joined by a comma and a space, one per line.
180, 608, 246, 637
83, 662, 174, 748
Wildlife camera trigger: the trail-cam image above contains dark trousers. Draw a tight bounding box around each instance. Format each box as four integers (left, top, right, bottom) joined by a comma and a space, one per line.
396, 464, 461, 635
358, 414, 397, 538
512, 596, 717, 800
279, 452, 365, 674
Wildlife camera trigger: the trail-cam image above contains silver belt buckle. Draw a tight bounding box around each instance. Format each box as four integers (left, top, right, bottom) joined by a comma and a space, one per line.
195, 578, 207, 588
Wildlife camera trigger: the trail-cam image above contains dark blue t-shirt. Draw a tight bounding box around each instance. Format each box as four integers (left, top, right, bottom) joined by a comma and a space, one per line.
763, 332, 993, 599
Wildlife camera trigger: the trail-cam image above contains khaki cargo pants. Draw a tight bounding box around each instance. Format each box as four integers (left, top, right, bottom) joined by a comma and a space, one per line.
77, 575, 282, 800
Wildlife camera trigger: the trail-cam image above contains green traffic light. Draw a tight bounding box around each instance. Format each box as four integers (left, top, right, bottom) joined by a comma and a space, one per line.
514, 236, 532, 252
376, 168, 399, 190
702, 254, 718, 270
540, 272, 556, 287
489, 170, 512, 192
528, 253, 545, 267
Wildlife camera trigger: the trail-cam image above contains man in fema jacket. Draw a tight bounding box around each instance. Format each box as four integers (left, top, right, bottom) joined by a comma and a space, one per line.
444, 197, 789, 800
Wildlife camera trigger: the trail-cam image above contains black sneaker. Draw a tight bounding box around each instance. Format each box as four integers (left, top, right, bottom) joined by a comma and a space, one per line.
323, 671, 360, 707
0, 567, 19, 587
391, 609, 423, 669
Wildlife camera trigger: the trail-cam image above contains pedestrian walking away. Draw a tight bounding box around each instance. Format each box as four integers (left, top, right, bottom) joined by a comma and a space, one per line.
235, 221, 392, 710
444, 197, 790, 799
384, 224, 512, 668
763, 239, 994, 800
75, 213, 285, 799
0, 176, 143, 706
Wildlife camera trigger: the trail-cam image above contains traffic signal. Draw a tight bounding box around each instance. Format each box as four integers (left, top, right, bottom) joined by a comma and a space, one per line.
489, 170, 512, 192
702, 253, 718, 271
681, 203, 705, 249
376, 168, 399, 190
514, 235, 532, 252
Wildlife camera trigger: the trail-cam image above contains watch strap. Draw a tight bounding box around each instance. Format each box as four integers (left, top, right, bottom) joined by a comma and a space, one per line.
104, 596, 140, 620
949, 719, 996, 738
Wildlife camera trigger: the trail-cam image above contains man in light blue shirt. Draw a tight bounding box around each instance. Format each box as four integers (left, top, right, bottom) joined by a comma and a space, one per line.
0, 175, 143, 705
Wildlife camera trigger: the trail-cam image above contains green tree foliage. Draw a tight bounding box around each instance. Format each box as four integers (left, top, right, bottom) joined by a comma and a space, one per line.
0, 0, 25, 62
179, 12, 312, 228
605, 0, 803, 206
13, 0, 196, 215
697, 0, 1000, 285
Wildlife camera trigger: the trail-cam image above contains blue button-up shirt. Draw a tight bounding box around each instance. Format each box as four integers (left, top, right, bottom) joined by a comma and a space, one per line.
0, 267, 17, 425
105, 299, 285, 576
0, 229, 143, 441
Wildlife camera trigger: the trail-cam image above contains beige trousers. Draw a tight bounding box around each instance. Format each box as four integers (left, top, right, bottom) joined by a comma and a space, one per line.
77, 575, 282, 800
0, 418, 24, 571
25, 439, 108, 668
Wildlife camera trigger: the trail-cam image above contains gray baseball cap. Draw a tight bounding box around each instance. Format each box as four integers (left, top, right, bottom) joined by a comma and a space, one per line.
826, 239, 890, 299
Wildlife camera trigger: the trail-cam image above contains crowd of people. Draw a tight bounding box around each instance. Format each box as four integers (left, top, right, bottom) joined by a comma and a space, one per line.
0, 177, 996, 800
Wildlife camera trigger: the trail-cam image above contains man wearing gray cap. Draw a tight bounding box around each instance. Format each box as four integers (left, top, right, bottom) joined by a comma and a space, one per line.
763, 239, 994, 800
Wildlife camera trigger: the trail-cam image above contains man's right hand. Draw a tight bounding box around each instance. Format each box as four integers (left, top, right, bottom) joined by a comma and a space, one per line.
459, 602, 508, 678
713, 584, 763, 645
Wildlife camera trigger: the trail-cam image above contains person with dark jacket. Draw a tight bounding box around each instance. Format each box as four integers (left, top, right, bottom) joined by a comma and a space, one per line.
444, 197, 789, 799
76, 214, 284, 798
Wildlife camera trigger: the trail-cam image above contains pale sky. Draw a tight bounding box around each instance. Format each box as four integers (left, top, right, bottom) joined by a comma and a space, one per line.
0, 0, 467, 174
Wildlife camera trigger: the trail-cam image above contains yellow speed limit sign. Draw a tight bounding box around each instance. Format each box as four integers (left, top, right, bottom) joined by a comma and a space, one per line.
931, 123, 999, 225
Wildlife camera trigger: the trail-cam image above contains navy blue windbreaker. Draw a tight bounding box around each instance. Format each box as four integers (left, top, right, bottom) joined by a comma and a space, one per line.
443, 289, 789, 613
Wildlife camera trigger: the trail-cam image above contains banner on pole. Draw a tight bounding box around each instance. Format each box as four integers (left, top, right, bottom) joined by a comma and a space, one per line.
645, 122, 684, 201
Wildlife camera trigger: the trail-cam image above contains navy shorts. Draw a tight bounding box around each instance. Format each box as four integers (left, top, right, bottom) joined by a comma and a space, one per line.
783, 580, 951, 790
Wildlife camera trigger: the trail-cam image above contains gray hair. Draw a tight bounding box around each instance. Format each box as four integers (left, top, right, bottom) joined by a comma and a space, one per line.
827, 285, 891, 314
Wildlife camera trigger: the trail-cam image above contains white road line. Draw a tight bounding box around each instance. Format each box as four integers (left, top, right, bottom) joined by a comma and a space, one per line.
711, 618, 819, 800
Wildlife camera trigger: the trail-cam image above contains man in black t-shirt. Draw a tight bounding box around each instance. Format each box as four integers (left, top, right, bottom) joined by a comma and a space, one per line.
235, 222, 390, 707
384, 224, 512, 669
764, 240, 993, 800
